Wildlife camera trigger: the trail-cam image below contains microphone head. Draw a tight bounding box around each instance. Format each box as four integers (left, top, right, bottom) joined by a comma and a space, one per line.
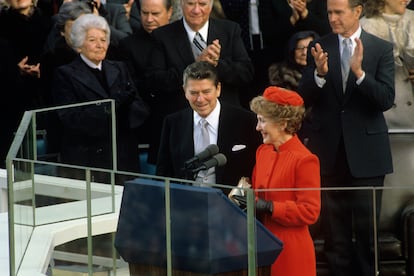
197, 144, 219, 161
191, 153, 227, 173
213, 153, 227, 167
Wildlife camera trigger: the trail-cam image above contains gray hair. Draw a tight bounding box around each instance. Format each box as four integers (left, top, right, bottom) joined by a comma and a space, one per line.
180, 0, 213, 8
70, 14, 111, 50
56, 1, 92, 33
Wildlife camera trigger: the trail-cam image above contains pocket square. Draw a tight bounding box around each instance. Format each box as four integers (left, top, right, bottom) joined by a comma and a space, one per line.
232, 144, 246, 151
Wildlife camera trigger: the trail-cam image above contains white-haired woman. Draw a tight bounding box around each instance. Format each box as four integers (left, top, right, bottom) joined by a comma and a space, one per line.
52, 14, 149, 183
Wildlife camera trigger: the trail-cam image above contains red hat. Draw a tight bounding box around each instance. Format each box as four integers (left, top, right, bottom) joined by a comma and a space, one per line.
263, 86, 304, 106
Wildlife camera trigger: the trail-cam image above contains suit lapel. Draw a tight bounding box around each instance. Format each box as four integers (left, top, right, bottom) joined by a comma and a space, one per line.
175, 20, 197, 63
72, 57, 110, 98
207, 19, 219, 45
216, 105, 230, 181
182, 109, 195, 158
103, 60, 120, 90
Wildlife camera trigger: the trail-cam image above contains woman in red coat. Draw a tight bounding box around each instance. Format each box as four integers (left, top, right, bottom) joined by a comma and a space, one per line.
250, 86, 321, 276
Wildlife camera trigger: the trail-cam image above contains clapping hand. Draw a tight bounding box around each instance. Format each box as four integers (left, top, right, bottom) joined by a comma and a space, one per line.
311, 43, 329, 77
198, 39, 221, 67
350, 38, 364, 79
18, 56, 40, 78
290, 0, 308, 20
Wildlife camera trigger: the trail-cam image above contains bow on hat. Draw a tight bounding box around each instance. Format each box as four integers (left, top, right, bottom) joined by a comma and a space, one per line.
263, 86, 304, 106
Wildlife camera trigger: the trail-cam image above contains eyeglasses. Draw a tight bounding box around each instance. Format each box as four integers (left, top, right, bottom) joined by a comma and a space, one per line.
295, 46, 308, 51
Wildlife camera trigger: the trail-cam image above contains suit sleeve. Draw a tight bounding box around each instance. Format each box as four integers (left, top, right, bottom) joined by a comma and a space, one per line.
145, 29, 183, 96
357, 40, 395, 111
156, 116, 174, 177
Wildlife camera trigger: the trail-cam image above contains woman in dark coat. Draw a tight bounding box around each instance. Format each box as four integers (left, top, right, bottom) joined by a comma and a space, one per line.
52, 14, 149, 183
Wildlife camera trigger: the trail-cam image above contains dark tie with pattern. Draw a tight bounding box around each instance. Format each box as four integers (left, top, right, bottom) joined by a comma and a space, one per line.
192, 32, 206, 59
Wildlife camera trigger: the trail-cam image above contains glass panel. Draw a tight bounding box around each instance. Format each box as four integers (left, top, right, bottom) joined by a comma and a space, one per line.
7, 100, 119, 275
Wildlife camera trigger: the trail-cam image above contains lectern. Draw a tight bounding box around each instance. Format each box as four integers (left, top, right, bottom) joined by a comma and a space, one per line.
115, 178, 283, 275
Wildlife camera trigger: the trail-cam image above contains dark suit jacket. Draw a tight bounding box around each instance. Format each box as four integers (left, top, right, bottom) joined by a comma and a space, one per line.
117, 28, 155, 102
156, 103, 262, 193
298, 30, 395, 179
52, 56, 148, 172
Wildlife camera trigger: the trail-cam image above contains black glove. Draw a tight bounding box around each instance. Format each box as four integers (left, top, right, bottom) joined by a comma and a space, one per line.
255, 197, 273, 214
232, 194, 247, 208
232, 195, 273, 214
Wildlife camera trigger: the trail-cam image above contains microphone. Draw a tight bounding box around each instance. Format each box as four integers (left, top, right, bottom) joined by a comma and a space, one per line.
191, 153, 227, 173
184, 144, 219, 168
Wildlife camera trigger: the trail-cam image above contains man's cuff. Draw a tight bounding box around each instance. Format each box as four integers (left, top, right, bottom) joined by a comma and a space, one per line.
314, 69, 326, 88
356, 71, 365, 85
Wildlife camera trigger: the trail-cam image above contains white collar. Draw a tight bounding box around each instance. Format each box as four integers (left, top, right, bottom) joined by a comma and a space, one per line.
183, 18, 209, 43
194, 100, 220, 130
338, 26, 362, 47
80, 54, 102, 70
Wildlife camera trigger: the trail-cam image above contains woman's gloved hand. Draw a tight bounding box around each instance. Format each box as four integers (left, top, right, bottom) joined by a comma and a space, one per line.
231, 195, 273, 214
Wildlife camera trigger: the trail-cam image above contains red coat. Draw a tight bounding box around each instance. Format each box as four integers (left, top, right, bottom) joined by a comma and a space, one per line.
252, 135, 321, 276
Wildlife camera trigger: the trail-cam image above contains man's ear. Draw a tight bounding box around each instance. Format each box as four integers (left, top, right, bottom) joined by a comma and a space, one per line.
216, 82, 221, 97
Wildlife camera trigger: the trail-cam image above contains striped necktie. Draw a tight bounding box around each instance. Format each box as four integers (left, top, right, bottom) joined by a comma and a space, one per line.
192, 32, 206, 59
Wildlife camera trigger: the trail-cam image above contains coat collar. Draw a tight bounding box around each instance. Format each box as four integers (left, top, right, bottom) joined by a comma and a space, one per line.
71, 56, 120, 98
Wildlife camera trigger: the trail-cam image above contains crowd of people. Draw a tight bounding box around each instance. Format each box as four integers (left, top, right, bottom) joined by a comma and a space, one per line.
1, 0, 412, 275
0, 0, 334, 169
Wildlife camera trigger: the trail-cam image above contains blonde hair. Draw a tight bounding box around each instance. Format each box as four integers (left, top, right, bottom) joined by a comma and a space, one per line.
250, 96, 305, 134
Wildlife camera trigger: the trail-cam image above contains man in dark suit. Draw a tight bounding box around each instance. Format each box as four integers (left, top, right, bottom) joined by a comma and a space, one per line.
297, 0, 395, 275
115, 0, 172, 171
145, 0, 254, 164
156, 61, 261, 194
117, 0, 172, 101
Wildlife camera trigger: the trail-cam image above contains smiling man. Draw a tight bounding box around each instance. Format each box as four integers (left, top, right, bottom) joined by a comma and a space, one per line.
156, 61, 261, 193
145, 0, 254, 165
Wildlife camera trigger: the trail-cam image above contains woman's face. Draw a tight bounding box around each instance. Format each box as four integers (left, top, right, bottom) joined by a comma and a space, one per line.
294, 36, 314, 66
384, 0, 408, 15
256, 114, 286, 148
78, 28, 108, 65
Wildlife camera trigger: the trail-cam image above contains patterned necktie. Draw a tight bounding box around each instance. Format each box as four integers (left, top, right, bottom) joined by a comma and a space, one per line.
192, 32, 206, 59
196, 118, 211, 183
341, 38, 352, 92
200, 118, 210, 149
